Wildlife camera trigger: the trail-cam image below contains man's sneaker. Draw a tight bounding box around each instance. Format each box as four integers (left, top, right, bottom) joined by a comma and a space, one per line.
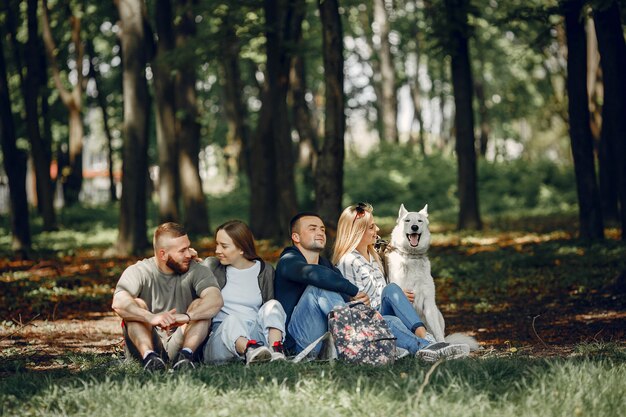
244, 340, 272, 365
416, 342, 470, 362
270, 341, 287, 362
143, 352, 167, 372
172, 349, 196, 371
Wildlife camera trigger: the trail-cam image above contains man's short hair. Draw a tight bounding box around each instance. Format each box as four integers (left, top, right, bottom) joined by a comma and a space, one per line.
289, 212, 323, 235
153, 222, 187, 251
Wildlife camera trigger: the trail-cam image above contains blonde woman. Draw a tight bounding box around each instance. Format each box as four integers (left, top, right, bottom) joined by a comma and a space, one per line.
333, 203, 469, 361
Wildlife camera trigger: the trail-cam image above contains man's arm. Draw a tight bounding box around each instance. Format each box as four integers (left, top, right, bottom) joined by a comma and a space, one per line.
112, 290, 178, 329
184, 287, 223, 321
278, 251, 359, 296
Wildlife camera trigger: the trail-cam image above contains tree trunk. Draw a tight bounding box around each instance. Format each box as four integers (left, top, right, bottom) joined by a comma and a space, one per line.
593, 1, 626, 238
9, 0, 56, 229
290, 0, 318, 208
86, 40, 117, 203
41, 0, 84, 205
373, 0, 398, 143
249, 0, 299, 239
175, 0, 209, 235
219, 9, 251, 181
153, 0, 180, 223
563, 0, 604, 240
116, 0, 150, 254
315, 0, 345, 230
445, 0, 482, 230
475, 70, 490, 158
0, 33, 31, 256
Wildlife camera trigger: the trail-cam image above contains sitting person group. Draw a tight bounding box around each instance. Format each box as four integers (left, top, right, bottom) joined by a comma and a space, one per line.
112, 204, 471, 371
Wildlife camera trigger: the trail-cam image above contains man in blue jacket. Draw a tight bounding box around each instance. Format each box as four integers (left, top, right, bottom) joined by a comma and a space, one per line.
275, 212, 370, 354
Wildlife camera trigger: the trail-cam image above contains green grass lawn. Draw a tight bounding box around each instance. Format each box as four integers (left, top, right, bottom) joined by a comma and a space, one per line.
1, 204, 625, 416
1, 344, 625, 417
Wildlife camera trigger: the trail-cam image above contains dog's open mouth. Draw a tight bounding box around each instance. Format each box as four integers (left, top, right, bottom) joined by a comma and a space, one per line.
406, 233, 421, 247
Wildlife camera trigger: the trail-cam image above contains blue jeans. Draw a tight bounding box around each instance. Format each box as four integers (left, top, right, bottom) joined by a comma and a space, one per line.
379, 283, 430, 355
288, 286, 346, 355
203, 300, 287, 363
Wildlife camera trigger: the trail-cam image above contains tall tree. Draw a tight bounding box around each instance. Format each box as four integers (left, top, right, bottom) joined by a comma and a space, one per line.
0, 29, 31, 256
41, 0, 85, 205
86, 39, 117, 202
563, 0, 604, 240
218, 7, 251, 182
593, 0, 626, 239
250, 0, 299, 239
153, 0, 180, 223
175, 0, 209, 236
444, 0, 482, 230
315, 0, 345, 230
6, 0, 56, 230
373, 0, 398, 143
290, 0, 319, 207
115, 0, 151, 254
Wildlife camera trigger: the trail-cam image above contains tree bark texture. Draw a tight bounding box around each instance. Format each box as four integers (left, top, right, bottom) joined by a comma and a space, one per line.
9, 0, 56, 229
290, 0, 319, 208
41, 0, 84, 205
373, 0, 398, 143
153, 0, 180, 223
444, 0, 482, 230
249, 0, 299, 239
0, 33, 31, 254
116, 0, 150, 254
563, 0, 604, 240
175, 0, 209, 235
593, 1, 626, 238
219, 9, 251, 181
315, 0, 345, 230
86, 39, 117, 202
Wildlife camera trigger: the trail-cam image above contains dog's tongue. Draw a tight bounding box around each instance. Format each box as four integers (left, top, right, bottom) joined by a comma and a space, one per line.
409, 233, 420, 247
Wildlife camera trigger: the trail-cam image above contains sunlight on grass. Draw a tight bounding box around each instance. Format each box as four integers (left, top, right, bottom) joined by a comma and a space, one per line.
1, 355, 624, 417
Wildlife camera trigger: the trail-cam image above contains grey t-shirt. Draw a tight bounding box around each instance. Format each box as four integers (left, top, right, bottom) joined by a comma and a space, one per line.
114, 257, 218, 314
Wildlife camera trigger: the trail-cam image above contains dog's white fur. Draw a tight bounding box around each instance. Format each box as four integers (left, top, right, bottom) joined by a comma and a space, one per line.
386, 204, 479, 350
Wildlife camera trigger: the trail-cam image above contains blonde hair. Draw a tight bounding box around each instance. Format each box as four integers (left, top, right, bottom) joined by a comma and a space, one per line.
331, 203, 382, 268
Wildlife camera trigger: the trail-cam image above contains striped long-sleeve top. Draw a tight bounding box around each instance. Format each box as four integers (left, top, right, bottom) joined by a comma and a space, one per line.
336, 250, 386, 309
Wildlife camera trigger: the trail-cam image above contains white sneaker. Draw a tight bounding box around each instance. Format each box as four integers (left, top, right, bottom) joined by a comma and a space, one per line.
245, 341, 272, 365
416, 342, 470, 362
424, 332, 437, 344
270, 341, 287, 362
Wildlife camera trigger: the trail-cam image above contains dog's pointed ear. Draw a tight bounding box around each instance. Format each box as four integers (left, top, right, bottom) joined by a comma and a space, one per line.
419, 204, 429, 218
398, 204, 408, 220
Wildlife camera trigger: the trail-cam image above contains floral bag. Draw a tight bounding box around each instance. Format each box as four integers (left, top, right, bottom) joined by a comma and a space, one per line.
327, 302, 396, 365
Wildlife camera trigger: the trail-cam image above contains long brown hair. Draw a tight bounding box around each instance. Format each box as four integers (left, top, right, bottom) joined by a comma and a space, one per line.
215, 220, 260, 261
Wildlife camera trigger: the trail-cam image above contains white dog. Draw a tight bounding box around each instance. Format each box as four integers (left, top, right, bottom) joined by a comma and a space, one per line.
385, 204, 479, 350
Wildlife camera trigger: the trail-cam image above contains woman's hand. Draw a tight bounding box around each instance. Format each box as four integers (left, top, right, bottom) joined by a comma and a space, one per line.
403, 289, 415, 303
351, 291, 371, 306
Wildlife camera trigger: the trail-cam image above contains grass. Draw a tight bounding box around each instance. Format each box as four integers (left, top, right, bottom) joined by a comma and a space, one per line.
1, 345, 625, 416
1, 202, 625, 416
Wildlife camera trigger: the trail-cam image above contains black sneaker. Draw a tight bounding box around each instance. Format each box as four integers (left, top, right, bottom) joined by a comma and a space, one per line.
143, 352, 167, 372
172, 349, 196, 371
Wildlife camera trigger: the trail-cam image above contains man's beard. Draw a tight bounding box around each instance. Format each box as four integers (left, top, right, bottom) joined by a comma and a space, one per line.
166, 255, 190, 274
303, 240, 325, 252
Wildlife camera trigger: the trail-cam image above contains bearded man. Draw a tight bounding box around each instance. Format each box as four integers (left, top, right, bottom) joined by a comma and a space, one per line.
112, 222, 223, 371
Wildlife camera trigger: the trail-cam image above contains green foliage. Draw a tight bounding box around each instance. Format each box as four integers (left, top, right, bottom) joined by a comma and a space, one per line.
343, 144, 577, 221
